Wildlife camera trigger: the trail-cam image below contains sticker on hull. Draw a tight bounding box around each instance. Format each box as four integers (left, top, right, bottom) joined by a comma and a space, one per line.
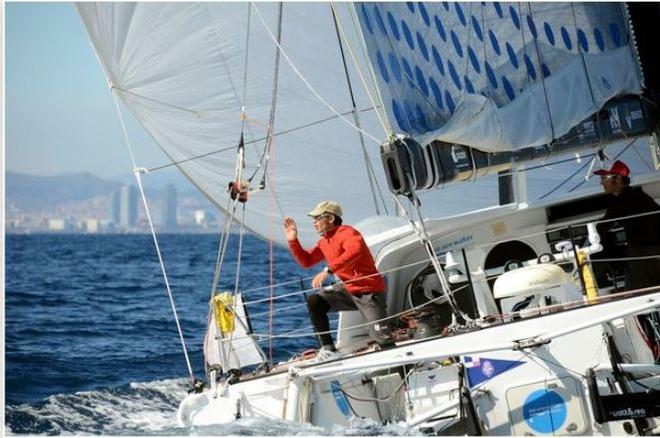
523, 389, 567, 433
464, 356, 525, 386
330, 380, 350, 417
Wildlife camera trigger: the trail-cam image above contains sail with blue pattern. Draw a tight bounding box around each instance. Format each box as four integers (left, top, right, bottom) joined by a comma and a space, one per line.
357, 2, 642, 152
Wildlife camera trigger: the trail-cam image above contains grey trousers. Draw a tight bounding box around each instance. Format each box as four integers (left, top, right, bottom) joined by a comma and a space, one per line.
316, 285, 392, 346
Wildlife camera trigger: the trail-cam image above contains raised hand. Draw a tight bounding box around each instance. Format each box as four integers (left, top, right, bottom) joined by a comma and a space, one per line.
283, 217, 298, 242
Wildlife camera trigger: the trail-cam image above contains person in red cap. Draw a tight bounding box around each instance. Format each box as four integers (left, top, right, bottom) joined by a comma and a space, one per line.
283, 201, 394, 363
594, 160, 660, 291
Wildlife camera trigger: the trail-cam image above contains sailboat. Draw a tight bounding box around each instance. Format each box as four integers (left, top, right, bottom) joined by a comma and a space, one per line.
77, 2, 660, 435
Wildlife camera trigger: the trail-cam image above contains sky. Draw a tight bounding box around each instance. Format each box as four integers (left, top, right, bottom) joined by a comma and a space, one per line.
5, 2, 167, 179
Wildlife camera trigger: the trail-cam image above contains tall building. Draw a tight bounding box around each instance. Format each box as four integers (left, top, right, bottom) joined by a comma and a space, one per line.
164, 184, 178, 230
109, 189, 121, 224
119, 184, 138, 229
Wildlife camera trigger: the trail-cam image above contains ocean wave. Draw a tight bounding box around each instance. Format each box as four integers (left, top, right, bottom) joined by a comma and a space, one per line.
5, 378, 186, 435
5, 379, 420, 436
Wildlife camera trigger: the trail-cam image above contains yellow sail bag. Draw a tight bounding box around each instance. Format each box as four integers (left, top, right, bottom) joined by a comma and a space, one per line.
211, 292, 235, 334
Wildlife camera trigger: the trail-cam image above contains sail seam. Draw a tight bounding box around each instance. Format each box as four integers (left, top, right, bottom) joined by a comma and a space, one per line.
527, 3, 556, 142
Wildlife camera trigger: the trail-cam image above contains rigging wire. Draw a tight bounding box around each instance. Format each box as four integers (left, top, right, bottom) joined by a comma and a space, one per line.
347, 4, 391, 136
538, 154, 599, 200
251, 2, 383, 145
333, 3, 392, 214
240, 3, 252, 134
238, 206, 660, 310
202, 3, 261, 161
264, 2, 285, 364
330, 3, 383, 216
144, 107, 376, 174
570, 3, 597, 108
110, 89, 196, 384
334, 3, 391, 136
229, 282, 660, 343
631, 141, 656, 171
392, 194, 474, 324
251, 1, 283, 191
210, 198, 240, 298
567, 138, 638, 193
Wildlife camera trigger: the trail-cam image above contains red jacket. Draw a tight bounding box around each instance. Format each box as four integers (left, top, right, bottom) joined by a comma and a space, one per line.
288, 225, 386, 294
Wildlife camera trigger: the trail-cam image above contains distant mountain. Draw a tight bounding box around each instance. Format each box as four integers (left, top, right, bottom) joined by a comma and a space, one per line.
6, 171, 211, 214
6, 171, 123, 212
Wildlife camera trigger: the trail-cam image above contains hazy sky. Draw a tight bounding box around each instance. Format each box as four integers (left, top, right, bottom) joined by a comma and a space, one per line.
6, 2, 166, 178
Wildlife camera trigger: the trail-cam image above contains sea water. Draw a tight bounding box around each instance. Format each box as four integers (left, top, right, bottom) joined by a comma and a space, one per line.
5, 234, 422, 435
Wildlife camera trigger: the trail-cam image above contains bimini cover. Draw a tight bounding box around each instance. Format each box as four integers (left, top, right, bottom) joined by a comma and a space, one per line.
357, 2, 642, 152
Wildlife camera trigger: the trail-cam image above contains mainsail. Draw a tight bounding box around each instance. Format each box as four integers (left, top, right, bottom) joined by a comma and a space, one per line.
356, 2, 643, 152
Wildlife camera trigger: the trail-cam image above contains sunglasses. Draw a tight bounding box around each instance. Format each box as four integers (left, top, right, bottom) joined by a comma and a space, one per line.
600, 174, 618, 182
312, 214, 331, 223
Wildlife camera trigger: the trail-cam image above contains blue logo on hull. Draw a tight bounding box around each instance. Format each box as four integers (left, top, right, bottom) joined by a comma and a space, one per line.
523, 389, 567, 433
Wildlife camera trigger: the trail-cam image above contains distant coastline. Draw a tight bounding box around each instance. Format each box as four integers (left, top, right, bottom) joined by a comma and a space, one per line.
6, 171, 224, 234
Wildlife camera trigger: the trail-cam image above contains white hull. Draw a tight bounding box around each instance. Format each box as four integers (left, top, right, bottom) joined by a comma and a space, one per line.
180, 177, 660, 435
179, 291, 660, 435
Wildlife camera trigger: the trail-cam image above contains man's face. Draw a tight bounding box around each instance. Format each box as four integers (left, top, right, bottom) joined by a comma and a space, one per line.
600, 174, 625, 195
312, 214, 335, 235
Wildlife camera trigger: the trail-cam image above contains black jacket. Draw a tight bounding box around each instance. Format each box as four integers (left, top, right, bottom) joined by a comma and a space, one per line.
598, 186, 660, 249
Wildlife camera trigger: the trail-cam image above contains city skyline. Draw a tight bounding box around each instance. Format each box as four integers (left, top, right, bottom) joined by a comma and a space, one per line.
6, 172, 219, 234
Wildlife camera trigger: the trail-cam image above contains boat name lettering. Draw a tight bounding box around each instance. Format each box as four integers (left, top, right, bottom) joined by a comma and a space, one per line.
528, 279, 551, 287
437, 235, 474, 253
611, 407, 646, 418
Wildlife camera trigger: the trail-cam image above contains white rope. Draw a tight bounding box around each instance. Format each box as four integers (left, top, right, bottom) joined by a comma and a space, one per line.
250, 301, 308, 318
234, 204, 247, 295
110, 91, 195, 383
202, 3, 262, 160
251, 2, 383, 144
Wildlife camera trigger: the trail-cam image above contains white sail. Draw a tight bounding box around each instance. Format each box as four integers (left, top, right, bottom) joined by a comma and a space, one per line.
76, 3, 392, 245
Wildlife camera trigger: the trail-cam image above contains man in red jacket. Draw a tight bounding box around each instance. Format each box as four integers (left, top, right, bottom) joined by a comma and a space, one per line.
284, 201, 393, 362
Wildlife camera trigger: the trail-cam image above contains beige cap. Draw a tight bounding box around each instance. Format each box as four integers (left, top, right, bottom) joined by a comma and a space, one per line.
307, 200, 343, 218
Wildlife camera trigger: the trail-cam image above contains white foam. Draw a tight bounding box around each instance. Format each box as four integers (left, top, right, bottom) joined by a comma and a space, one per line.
7, 378, 421, 435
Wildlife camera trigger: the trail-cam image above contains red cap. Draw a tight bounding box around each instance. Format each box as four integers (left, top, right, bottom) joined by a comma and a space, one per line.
593, 160, 630, 177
